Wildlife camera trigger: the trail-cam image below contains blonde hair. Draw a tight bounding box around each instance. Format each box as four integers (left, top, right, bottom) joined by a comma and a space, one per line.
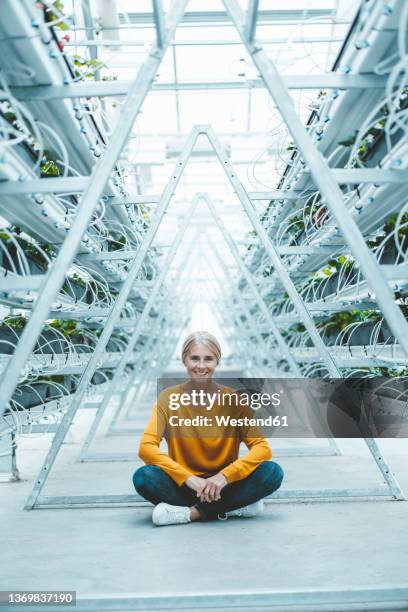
181, 331, 222, 365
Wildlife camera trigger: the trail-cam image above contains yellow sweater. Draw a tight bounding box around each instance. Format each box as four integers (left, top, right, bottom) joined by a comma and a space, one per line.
138, 384, 272, 486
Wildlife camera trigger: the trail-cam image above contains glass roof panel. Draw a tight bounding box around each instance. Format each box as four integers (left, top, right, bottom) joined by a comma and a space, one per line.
178, 91, 249, 133
174, 44, 249, 81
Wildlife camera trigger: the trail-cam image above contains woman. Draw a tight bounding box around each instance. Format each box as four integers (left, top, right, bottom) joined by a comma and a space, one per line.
133, 331, 284, 526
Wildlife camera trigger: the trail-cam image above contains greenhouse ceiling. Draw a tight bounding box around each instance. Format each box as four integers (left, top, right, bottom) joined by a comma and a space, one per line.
45, 0, 360, 205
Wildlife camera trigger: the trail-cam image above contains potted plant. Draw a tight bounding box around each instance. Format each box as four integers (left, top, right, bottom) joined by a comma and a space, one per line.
91, 369, 114, 386
0, 229, 54, 274
106, 333, 128, 352
0, 315, 28, 354
49, 320, 95, 353
71, 54, 106, 80
62, 273, 93, 304
11, 381, 49, 410
369, 213, 408, 264
106, 232, 127, 252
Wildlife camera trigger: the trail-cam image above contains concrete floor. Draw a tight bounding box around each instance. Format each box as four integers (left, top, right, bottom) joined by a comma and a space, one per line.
1, 399, 408, 611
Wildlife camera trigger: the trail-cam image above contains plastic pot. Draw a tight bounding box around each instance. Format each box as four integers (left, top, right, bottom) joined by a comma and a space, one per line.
0, 327, 22, 354
46, 377, 72, 401
64, 280, 93, 304
377, 237, 407, 265
91, 371, 106, 386
3, 243, 48, 274
35, 330, 67, 354
69, 334, 94, 354
11, 383, 48, 410
346, 321, 381, 346
380, 320, 396, 343
313, 275, 338, 300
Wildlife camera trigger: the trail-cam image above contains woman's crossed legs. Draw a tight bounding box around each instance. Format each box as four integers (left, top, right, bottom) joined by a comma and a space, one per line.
133, 461, 284, 521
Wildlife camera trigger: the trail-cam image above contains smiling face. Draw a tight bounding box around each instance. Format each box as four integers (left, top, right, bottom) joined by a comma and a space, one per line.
184, 343, 219, 381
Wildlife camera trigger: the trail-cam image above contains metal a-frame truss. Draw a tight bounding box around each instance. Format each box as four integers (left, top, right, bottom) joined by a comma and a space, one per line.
0, 0, 406, 508
24, 127, 404, 509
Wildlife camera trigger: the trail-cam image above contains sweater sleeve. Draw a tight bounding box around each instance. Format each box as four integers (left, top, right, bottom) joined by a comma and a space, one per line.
220, 436, 272, 483
138, 402, 193, 486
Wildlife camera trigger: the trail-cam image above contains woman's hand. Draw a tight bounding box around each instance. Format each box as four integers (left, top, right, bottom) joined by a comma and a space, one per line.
185, 475, 207, 498
199, 473, 228, 503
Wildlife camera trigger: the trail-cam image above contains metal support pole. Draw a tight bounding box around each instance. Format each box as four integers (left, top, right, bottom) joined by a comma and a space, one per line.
114, 319, 170, 427
152, 0, 165, 48
246, 0, 259, 42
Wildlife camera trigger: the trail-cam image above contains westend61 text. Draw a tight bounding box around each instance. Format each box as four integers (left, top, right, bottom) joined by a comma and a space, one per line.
168, 415, 289, 427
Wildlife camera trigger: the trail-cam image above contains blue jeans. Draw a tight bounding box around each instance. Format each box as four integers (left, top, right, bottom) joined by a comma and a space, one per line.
132, 461, 284, 521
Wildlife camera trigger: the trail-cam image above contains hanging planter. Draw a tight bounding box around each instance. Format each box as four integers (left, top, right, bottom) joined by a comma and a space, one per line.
11, 382, 49, 410
313, 275, 339, 300
0, 231, 54, 275
0, 316, 27, 354
91, 369, 114, 386
106, 333, 128, 352
321, 324, 341, 347
346, 320, 382, 346
62, 274, 93, 304
379, 320, 396, 344
35, 329, 69, 354
49, 320, 95, 353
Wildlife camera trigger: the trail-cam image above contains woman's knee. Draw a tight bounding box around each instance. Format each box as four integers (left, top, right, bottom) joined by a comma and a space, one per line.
258, 460, 284, 491
132, 465, 162, 494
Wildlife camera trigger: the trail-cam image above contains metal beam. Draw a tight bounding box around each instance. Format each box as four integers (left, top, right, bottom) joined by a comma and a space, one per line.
0, 276, 44, 291
246, 0, 259, 43
0, 177, 89, 195
117, 9, 335, 25
152, 0, 165, 48
203, 125, 341, 377
107, 196, 161, 205
63, 36, 346, 48
3, 169, 407, 197
30, 485, 402, 510
205, 245, 274, 374
332, 169, 408, 184
9, 74, 389, 100
107, 192, 301, 204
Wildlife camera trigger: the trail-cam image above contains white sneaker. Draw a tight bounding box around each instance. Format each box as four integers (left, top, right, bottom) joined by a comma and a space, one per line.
152, 502, 191, 526
223, 500, 264, 519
